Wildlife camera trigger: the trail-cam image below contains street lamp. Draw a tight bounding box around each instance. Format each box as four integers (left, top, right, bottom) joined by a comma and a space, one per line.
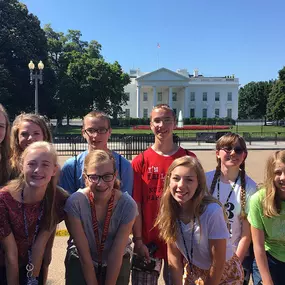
28, 60, 44, 114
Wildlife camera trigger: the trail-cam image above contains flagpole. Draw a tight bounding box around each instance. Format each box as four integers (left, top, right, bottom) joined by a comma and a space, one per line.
157, 43, 160, 69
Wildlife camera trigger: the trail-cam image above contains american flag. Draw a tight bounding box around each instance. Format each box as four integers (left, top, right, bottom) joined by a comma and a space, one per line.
157, 43, 160, 48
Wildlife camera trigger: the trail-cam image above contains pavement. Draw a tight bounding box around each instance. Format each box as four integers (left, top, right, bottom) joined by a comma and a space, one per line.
48, 147, 281, 284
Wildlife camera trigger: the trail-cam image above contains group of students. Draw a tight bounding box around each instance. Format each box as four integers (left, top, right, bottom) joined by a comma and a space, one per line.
0, 103, 284, 285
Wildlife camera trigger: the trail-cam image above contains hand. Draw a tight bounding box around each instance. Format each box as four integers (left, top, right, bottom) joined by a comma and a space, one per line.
134, 241, 150, 262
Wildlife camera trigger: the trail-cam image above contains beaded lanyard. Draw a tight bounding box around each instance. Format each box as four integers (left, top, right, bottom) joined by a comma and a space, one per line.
178, 216, 196, 275
21, 189, 44, 285
89, 189, 115, 284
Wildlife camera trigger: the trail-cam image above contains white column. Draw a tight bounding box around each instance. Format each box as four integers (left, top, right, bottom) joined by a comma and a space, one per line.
184, 87, 189, 118
136, 86, 141, 118
153, 86, 157, 107
168, 87, 173, 108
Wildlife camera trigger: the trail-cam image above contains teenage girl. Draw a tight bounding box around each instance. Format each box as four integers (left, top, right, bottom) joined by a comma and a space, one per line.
0, 104, 11, 186
64, 149, 137, 285
206, 133, 257, 284
0, 141, 68, 285
156, 156, 243, 285
10, 113, 52, 178
248, 150, 285, 285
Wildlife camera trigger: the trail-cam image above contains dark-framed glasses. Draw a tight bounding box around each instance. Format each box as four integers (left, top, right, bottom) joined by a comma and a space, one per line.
86, 173, 115, 183
221, 146, 245, 155
84, 128, 109, 136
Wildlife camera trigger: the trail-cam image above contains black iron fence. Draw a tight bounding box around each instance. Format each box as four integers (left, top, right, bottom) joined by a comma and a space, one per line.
53, 132, 285, 157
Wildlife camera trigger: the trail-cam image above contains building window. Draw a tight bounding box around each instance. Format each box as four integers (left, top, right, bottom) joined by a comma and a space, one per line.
125, 109, 130, 118
158, 92, 162, 101
143, 108, 148, 118
227, 92, 232, 101
215, 108, 220, 118
202, 92, 207, 101
202, 108, 207, 118
125, 92, 130, 101
143, 92, 148, 101
172, 92, 177, 101
227, 109, 232, 118
190, 108, 195, 118
215, 92, 220, 101
173, 108, 177, 115
190, 92, 195, 101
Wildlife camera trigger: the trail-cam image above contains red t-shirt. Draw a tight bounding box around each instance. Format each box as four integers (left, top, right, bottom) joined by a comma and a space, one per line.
0, 188, 68, 266
132, 147, 196, 259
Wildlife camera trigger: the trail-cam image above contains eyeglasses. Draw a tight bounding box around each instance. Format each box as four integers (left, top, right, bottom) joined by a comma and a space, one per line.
84, 128, 109, 136
86, 173, 115, 183
220, 146, 245, 155
151, 118, 174, 127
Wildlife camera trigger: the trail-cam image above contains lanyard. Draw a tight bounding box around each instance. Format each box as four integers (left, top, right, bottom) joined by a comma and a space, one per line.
178, 216, 196, 275
217, 173, 240, 206
89, 189, 115, 277
21, 189, 44, 284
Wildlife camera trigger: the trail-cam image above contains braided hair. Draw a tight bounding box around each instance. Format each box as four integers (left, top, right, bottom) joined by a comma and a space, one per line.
210, 133, 248, 220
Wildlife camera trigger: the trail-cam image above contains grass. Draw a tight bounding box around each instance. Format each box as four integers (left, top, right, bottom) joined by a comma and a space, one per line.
53, 125, 285, 135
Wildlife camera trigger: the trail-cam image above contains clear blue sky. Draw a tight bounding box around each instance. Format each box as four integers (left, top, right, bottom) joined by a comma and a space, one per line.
22, 0, 285, 86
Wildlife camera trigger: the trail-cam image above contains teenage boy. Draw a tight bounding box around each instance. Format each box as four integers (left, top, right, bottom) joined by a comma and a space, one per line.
132, 104, 196, 285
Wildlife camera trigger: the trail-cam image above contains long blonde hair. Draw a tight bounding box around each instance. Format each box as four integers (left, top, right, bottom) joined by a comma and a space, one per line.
156, 156, 222, 243
263, 150, 285, 217
209, 133, 248, 219
10, 113, 52, 177
0, 104, 11, 186
6, 141, 68, 230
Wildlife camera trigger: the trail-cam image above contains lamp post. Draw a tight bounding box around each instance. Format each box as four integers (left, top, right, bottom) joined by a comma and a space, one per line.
28, 60, 44, 114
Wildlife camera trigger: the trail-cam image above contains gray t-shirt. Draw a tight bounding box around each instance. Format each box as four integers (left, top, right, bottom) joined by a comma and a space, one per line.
64, 190, 138, 265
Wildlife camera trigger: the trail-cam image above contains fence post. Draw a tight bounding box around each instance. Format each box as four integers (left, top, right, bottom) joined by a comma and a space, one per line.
126, 136, 132, 160
275, 133, 277, 145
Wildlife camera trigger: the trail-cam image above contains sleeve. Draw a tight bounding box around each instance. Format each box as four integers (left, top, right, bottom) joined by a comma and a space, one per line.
59, 157, 77, 194
0, 195, 12, 240
119, 156, 134, 196
248, 192, 264, 230
186, 150, 196, 158
55, 187, 69, 223
207, 203, 230, 239
245, 178, 258, 214
121, 195, 138, 225
131, 154, 144, 203
64, 192, 84, 220
205, 171, 214, 190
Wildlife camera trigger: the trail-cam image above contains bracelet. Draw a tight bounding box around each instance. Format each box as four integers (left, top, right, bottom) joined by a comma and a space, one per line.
132, 237, 143, 243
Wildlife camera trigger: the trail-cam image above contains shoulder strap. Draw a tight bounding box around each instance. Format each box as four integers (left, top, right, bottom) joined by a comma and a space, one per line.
119, 154, 122, 181
73, 155, 78, 190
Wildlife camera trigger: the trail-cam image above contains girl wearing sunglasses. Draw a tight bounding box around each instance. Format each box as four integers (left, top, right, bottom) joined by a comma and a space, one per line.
206, 133, 257, 285
64, 150, 137, 285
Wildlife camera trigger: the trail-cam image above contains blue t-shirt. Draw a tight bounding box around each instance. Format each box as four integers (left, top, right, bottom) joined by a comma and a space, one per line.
59, 150, 133, 195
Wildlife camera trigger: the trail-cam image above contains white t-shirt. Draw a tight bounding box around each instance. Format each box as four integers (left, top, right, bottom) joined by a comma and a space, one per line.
206, 170, 257, 251
176, 203, 233, 270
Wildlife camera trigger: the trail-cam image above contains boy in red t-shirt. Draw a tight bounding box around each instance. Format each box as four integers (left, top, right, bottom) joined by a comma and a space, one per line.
132, 104, 196, 284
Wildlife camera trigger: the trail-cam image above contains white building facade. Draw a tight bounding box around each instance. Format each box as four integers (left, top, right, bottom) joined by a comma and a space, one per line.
123, 68, 239, 119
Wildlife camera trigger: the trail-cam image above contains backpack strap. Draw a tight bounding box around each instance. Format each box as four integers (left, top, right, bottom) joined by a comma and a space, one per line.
119, 154, 122, 181
73, 155, 78, 190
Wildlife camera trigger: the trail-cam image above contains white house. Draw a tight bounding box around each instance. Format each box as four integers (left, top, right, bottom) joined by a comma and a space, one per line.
123, 68, 239, 119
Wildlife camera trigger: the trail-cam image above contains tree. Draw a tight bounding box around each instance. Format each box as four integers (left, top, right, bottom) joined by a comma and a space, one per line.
0, 0, 54, 117
267, 67, 285, 121
238, 81, 273, 119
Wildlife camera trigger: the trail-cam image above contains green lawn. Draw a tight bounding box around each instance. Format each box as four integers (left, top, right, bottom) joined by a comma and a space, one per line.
53, 125, 285, 135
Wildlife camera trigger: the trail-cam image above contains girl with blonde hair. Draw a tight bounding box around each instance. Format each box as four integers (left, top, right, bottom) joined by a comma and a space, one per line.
248, 150, 285, 285
0, 141, 68, 285
205, 133, 257, 284
10, 113, 52, 178
0, 104, 11, 186
64, 149, 137, 285
156, 156, 243, 285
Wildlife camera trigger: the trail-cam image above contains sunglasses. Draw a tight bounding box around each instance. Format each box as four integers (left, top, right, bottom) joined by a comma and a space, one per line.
220, 146, 245, 155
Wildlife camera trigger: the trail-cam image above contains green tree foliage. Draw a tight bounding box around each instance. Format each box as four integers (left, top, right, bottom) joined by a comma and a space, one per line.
0, 0, 54, 117
267, 67, 285, 121
238, 81, 273, 119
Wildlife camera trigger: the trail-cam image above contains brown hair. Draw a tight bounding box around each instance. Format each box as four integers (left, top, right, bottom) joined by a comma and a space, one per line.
83, 111, 111, 129
155, 156, 222, 243
150, 104, 176, 121
10, 113, 52, 177
209, 133, 248, 219
83, 149, 120, 190
263, 150, 285, 217
0, 104, 11, 186
6, 141, 68, 230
